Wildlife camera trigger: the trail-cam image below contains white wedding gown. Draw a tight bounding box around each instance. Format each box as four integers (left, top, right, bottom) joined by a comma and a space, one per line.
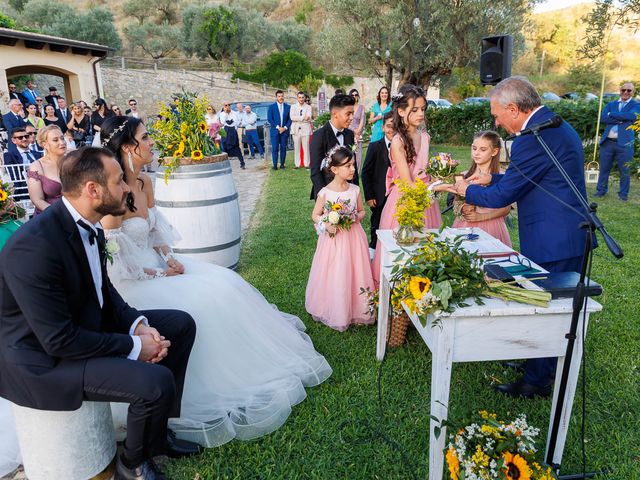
106, 208, 332, 447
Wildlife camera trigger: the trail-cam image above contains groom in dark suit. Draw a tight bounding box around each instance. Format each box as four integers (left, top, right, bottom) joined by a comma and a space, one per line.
361, 111, 394, 249
0, 147, 201, 480
309, 94, 358, 199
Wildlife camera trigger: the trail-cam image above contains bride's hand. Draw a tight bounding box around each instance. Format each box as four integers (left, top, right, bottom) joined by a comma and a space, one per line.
167, 258, 185, 274
164, 267, 181, 277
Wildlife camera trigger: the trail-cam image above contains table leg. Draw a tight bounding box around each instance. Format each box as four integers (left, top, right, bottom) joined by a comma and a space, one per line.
429, 319, 454, 480
545, 313, 590, 466
376, 273, 390, 361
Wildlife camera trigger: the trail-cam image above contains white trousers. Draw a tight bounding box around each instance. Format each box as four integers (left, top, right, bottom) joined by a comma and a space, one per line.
292, 134, 310, 167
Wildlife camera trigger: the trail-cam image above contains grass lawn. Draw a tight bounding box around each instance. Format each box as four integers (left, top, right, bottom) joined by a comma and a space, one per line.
165, 145, 640, 479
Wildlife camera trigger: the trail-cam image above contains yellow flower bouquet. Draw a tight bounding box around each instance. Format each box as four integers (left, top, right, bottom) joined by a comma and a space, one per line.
446, 411, 556, 480
393, 178, 434, 244
0, 181, 25, 224
149, 90, 223, 183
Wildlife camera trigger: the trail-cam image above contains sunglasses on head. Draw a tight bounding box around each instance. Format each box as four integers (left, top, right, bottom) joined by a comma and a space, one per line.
620, 88, 633, 93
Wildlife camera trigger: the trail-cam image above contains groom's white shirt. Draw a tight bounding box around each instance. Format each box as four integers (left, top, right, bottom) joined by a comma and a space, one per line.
62, 196, 147, 360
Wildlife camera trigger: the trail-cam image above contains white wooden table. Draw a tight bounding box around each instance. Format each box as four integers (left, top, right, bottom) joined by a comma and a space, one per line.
375, 228, 602, 480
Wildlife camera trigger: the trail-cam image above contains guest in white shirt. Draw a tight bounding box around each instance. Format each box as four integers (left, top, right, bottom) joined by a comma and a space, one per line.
243, 105, 264, 159
219, 103, 245, 168
290, 91, 313, 168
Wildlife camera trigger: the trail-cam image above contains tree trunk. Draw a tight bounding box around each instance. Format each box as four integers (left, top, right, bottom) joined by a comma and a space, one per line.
385, 62, 393, 89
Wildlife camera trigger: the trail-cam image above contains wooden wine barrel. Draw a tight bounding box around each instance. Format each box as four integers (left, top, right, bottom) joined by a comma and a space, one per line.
154, 155, 241, 269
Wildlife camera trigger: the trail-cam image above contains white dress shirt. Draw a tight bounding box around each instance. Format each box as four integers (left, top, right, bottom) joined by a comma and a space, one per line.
219, 111, 239, 128
243, 111, 258, 130
520, 105, 544, 131
329, 121, 345, 146
607, 99, 628, 139
61, 197, 147, 360
17, 147, 35, 165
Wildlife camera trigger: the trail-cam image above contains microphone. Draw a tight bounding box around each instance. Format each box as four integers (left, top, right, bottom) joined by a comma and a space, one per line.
506, 115, 563, 140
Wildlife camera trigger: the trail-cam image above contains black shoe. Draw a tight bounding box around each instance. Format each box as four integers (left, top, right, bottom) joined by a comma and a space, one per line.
164, 429, 203, 459
279, 165, 286, 169
240, 164, 246, 169
593, 192, 605, 198
271, 166, 278, 170
619, 196, 628, 202
500, 360, 525, 373
115, 455, 166, 480
494, 379, 551, 399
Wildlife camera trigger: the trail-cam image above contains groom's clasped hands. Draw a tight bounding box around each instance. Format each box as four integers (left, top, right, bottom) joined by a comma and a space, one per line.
135, 323, 172, 363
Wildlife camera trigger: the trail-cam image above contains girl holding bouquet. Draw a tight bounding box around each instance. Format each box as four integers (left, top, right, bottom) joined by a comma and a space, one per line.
306, 146, 375, 331
452, 131, 512, 246
372, 84, 448, 284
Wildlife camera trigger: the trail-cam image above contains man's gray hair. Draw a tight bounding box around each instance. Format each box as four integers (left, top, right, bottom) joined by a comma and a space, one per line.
9, 99, 21, 107
489, 76, 541, 112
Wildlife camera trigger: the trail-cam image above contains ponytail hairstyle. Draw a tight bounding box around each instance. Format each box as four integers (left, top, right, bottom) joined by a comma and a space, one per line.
321, 145, 354, 177
391, 84, 426, 165
465, 130, 503, 179
101, 115, 145, 212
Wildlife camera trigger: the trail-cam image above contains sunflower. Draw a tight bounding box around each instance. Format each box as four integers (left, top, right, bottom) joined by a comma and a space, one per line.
198, 122, 208, 133
331, 203, 343, 211
191, 150, 204, 161
180, 123, 188, 133
0, 190, 7, 202
177, 141, 185, 154
409, 276, 431, 299
502, 452, 532, 480
445, 448, 460, 480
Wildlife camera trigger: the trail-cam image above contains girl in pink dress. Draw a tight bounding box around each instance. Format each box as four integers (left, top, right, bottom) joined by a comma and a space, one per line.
306, 146, 375, 331
452, 130, 512, 246
372, 85, 448, 284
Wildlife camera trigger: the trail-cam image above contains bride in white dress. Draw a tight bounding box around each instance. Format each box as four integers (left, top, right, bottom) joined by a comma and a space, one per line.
100, 116, 332, 447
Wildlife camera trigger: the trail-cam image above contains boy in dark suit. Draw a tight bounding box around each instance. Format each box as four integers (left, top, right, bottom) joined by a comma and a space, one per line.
309, 94, 358, 200
362, 112, 395, 249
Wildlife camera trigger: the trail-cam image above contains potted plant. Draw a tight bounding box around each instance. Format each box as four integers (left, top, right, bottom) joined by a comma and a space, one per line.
149, 90, 226, 183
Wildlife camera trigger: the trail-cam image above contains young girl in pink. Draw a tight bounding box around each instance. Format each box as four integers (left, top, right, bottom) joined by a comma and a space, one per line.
452, 130, 512, 246
305, 146, 375, 331
372, 84, 448, 283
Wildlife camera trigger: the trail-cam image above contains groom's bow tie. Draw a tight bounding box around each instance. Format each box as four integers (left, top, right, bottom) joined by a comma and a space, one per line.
76, 219, 104, 248
335, 130, 343, 137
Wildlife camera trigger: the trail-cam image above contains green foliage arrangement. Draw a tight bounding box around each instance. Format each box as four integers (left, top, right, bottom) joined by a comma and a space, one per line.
324, 74, 354, 90
0, 12, 17, 28
234, 50, 323, 89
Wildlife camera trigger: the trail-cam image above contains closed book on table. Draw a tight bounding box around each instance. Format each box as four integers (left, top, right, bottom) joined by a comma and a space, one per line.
523, 271, 603, 299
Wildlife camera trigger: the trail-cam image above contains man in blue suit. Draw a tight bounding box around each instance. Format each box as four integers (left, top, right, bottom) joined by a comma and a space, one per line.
267, 90, 291, 170
595, 82, 639, 201
3, 99, 25, 133
453, 76, 590, 398
21, 80, 40, 107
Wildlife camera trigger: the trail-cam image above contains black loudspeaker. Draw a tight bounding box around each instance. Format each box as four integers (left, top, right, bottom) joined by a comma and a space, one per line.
480, 35, 513, 85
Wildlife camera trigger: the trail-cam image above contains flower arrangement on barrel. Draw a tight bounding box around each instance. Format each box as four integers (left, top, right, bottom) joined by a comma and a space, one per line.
446, 411, 557, 480
0, 182, 25, 224
149, 91, 224, 183
388, 234, 551, 328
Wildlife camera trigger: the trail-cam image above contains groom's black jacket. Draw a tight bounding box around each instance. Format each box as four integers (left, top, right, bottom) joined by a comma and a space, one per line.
0, 200, 140, 410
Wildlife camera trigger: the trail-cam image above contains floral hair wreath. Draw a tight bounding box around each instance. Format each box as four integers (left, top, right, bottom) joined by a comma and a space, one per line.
101, 119, 129, 147
391, 91, 404, 102
320, 145, 343, 170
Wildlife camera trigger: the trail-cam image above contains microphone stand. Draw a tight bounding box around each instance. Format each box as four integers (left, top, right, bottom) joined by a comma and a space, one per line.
530, 128, 622, 479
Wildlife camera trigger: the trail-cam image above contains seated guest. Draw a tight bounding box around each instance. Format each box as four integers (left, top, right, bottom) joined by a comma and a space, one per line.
2, 100, 25, 142
452, 130, 511, 247
2, 127, 36, 200
361, 111, 394, 249
25, 124, 44, 160
64, 128, 77, 151
35, 96, 46, 117
26, 125, 66, 214
43, 104, 67, 132
24, 103, 44, 130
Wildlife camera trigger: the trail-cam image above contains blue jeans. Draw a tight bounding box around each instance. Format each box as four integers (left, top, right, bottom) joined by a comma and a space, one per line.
245, 129, 263, 157
270, 129, 289, 167
596, 138, 633, 199
523, 255, 583, 387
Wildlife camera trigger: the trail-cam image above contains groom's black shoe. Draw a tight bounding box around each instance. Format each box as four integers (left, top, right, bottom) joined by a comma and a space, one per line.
494, 379, 551, 399
500, 360, 525, 373
115, 455, 166, 480
164, 429, 203, 459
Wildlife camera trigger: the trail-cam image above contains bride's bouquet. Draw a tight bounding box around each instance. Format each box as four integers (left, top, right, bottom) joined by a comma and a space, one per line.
424, 153, 460, 183
318, 199, 357, 237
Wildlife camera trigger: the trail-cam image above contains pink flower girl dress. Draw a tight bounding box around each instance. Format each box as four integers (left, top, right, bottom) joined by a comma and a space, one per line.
305, 184, 375, 331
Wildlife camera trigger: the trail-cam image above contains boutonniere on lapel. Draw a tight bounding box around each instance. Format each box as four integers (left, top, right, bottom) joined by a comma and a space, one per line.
103, 239, 120, 265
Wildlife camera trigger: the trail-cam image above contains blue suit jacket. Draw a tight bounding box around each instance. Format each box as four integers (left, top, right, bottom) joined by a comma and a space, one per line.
2, 112, 25, 135
21, 88, 40, 106
599, 98, 640, 148
466, 106, 589, 265
267, 102, 292, 133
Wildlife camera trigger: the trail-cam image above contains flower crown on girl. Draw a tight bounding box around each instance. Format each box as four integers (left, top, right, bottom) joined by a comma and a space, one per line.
320, 145, 343, 170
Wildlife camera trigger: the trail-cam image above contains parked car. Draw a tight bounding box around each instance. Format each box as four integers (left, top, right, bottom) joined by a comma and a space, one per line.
427, 98, 452, 109
463, 97, 489, 104
602, 92, 619, 103
541, 92, 562, 102
560, 92, 598, 101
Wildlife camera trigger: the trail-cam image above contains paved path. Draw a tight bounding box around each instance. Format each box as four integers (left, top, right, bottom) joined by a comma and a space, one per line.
1, 156, 270, 480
